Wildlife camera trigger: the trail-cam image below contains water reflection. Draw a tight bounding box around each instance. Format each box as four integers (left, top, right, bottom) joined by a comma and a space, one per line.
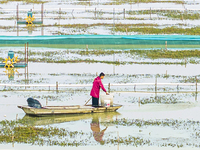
21, 111, 120, 126
90, 115, 107, 144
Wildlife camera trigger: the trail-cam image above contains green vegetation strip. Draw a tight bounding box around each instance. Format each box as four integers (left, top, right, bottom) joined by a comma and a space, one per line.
107, 0, 184, 5
127, 10, 200, 20
0, 0, 46, 4
16, 58, 185, 65
2, 49, 200, 65
7, 49, 200, 65
114, 26, 200, 35
65, 49, 200, 59
17, 48, 200, 59
104, 118, 200, 128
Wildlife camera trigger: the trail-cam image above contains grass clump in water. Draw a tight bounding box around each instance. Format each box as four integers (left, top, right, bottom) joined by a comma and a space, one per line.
0, 0, 46, 4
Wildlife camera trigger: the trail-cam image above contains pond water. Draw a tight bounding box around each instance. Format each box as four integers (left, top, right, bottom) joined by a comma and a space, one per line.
0, 89, 200, 149
1, 59, 200, 148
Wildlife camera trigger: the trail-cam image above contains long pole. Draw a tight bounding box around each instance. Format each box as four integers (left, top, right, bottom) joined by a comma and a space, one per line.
56, 81, 58, 93
108, 83, 111, 93
27, 42, 29, 84
17, 4, 19, 36
16, 4, 18, 22
123, 8, 125, 19
25, 43, 26, 64
113, 8, 115, 29
27, 42, 28, 66
155, 76, 157, 100
196, 76, 198, 101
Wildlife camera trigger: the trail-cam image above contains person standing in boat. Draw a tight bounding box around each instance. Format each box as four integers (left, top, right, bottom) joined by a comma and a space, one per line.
90, 72, 108, 107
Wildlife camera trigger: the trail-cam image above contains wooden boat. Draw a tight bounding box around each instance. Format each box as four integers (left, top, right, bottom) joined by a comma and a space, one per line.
18, 104, 122, 117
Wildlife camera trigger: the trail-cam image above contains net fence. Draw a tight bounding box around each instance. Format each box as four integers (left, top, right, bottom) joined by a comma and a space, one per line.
0, 35, 200, 49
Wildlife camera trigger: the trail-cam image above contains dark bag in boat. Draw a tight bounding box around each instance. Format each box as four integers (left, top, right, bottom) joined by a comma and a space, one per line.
27, 97, 42, 108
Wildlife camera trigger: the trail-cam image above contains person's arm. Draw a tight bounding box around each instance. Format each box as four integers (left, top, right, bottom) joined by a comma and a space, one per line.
99, 80, 107, 93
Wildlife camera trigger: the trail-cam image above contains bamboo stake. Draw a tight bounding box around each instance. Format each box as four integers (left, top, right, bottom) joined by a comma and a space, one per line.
25, 43, 26, 63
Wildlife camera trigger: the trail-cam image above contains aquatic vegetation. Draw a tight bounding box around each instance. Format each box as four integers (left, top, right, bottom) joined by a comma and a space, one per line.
1, 117, 200, 147
24, 57, 186, 65
0, 0, 46, 4
127, 10, 200, 20
0, 119, 84, 146
114, 26, 200, 35
139, 94, 178, 104
12, 49, 200, 65
107, 0, 184, 5
127, 49, 200, 59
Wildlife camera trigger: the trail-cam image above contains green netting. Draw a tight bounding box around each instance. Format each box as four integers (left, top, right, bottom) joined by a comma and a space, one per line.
0, 35, 200, 49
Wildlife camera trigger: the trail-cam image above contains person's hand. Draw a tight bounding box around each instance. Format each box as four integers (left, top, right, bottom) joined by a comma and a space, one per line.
106, 92, 109, 95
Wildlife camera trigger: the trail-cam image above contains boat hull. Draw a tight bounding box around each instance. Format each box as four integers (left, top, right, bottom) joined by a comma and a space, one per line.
18, 105, 122, 116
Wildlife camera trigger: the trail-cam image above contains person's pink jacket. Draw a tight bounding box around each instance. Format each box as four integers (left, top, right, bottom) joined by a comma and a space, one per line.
90, 76, 107, 98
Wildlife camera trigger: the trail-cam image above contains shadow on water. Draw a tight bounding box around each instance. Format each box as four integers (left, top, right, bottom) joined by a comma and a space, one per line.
21, 111, 120, 126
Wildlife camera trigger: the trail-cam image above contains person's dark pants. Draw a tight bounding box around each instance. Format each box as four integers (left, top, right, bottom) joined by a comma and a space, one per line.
92, 97, 99, 107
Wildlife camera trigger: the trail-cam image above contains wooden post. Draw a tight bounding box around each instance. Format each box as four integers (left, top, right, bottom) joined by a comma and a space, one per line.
17, 24, 19, 36
196, 76, 198, 96
41, 4, 44, 35
117, 131, 119, 150
150, 7, 151, 20
94, 7, 96, 19
86, 45, 88, 50
12, 136, 14, 142
41, 26, 44, 35
72, 9, 74, 19
108, 83, 110, 93
56, 81, 58, 93
155, 76, 157, 93
155, 76, 157, 100
41, 3, 43, 23
46, 97, 48, 106
138, 97, 141, 107
25, 63, 26, 87
165, 41, 167, 50
113, 8, 115, 29
195, 77, 198, 100
123, 8, 125, 19
16, 114, 18, 120
16, 4, 19, 22
59, 8, 61, 25
177, 85, 179, 93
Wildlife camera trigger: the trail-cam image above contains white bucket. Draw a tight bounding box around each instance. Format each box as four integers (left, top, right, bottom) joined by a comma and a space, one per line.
104, 100, 110, 107
100, 93, 114, 106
